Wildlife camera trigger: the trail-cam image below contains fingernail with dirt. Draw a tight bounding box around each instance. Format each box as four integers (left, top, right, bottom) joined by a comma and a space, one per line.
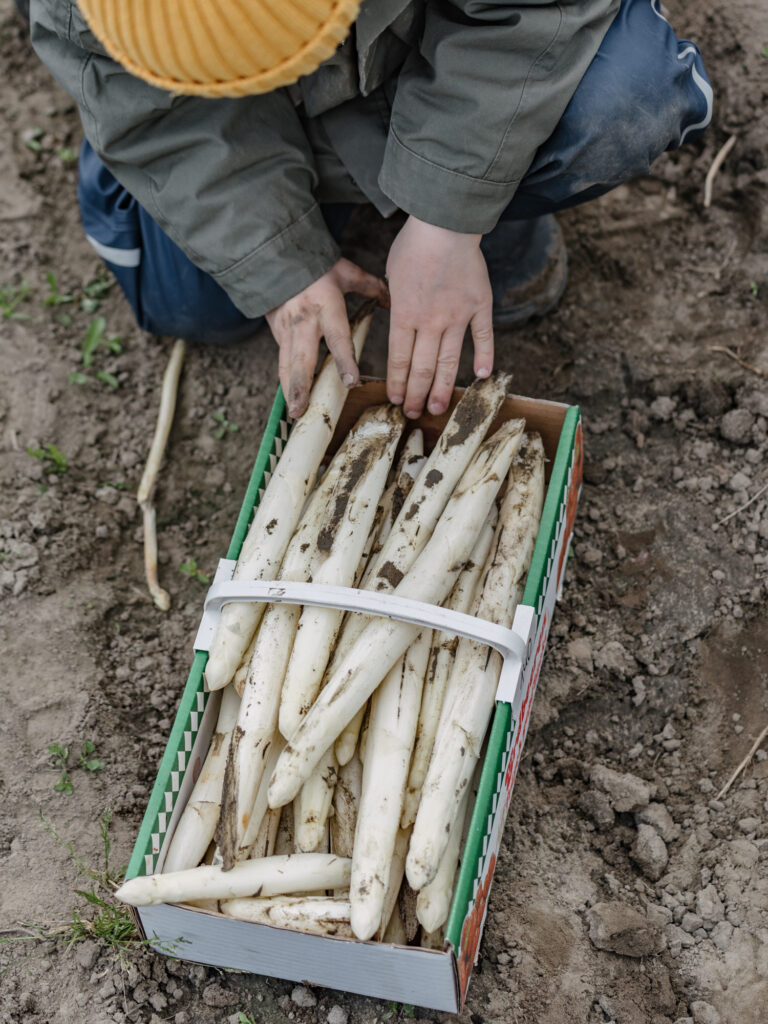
342, 373, 356, 388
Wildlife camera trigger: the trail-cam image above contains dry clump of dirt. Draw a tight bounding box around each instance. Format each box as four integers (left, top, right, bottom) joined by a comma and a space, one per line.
1, 1, 768, 1023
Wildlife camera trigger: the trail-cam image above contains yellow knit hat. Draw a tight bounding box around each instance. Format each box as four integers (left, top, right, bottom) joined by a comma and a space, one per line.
78, 0, 361, 98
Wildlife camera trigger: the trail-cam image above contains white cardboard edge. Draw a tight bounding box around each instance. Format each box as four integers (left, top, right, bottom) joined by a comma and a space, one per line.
194, 563, 532, 705
138, 903, 461, 1012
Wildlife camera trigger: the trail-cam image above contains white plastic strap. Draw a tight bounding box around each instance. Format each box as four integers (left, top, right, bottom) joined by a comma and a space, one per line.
194, 558, 535, 706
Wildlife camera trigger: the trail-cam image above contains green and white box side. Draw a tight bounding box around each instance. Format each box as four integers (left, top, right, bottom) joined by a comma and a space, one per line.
125, 389, 581, 1013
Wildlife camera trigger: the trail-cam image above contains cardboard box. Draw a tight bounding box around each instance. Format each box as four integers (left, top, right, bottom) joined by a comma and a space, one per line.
125, 381, 583, 1012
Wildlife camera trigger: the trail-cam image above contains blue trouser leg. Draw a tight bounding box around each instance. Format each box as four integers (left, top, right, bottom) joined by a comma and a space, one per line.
501, 0, 712, 219
77, 0, 710, 340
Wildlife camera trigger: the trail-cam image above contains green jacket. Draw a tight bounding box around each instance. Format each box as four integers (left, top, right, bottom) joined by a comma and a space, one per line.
31, 0, 618, 318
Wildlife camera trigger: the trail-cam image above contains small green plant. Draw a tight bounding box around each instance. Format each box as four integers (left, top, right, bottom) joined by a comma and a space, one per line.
237, 1014, 257, 1024
81, 316, 122, 367
43, 271, 73, 307
96, 370, 119, 390
212, 407, 240, 440
749, 280, 760, 298
27, 443, 68, 475
382, 1004, 416, 1021
48, 743, 73, 795
179, 558, 210, 584
0, 281, 31, 320
1, 813, 183, 969
47, 738, 104, 794
57, 146, 78, 164
23, 126, 43, 152
80, 273, 115, 313
762, 43, 768, 58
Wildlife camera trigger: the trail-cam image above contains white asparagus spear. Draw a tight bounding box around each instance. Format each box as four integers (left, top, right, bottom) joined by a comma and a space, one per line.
162, 685, 241, 874
279, 406, 405, 740
325, 376, 510, 715
221, 896, 353, 937
415, 788, 470, 932
407, 435, 545, 890
274, 802, 295, 856
330, 752, 362, 859
375, 826, 412, 942
248, 806, 282, 860
268, 418, 525, 809
216, 449, 349, 869
350, 630, 431, 940
237, 733, 286, 860
335, 437, 426, 767
383, 904, 408, 945
205, 311, 374, 691
116, 854, 352, 907
401, 509, 497, 829
294, 746, 339, 853
232, 632, 259, 698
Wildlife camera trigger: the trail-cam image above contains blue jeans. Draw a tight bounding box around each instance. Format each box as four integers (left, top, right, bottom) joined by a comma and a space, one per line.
78, 0, 711, 343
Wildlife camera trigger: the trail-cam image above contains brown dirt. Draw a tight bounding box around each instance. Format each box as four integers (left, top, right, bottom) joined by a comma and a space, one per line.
1, 2, 767, 1023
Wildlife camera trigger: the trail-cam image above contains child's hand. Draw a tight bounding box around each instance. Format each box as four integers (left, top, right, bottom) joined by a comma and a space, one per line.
385, 216, 494, 419
266, 258, 388, 419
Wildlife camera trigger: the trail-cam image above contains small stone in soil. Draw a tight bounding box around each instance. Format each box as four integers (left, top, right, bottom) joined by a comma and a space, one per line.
631, 824, 669, 881
586, 902, 664, 957
690, 1001, 722, 1024
291, 985, 317, 1008
327, 1006, 348, 1024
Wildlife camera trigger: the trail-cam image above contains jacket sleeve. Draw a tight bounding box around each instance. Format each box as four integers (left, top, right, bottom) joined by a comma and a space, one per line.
379, 0, 620, 233
30, 1, 340, 318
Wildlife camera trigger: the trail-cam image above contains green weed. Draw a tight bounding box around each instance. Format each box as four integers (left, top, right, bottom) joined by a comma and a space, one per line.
47, 738, 104, 794
237, 1014, 257, 1024
43, 272, 73, 307
212, 407, 240, 440
179, 558, 210, 585
81, 317, 122, 367
27, 443, 68, 475
0, 281, 31, 320
749, 280, 760, 298
57, 147, 78, 165
382, 1003, 416, 1020
80, 273, 115, 313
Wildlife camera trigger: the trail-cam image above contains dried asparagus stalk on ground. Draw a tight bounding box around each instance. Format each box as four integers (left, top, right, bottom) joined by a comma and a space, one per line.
137, 338, 186, 611
407, 434, 545, 890
267, 417, 525, 809
116, 853, 352, 907
350, 628, 431, 939
204, 310, 374, 691
221, 896, 353, 937
401, 509, 497, 829
163, 684, 240, 873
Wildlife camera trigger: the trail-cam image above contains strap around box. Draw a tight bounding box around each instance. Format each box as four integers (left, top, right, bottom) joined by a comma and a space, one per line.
194, 558, 535, 706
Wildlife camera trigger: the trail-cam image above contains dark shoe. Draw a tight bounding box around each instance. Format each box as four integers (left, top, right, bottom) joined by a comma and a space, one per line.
481, 214, 568, 326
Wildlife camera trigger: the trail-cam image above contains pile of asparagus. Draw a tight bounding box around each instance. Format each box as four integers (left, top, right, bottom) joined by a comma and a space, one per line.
117, 314, 545, 947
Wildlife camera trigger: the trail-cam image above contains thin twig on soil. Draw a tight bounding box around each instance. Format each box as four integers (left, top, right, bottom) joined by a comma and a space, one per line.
714, 481, 768, 527
708, 345, 767, 379
703, 134, 738, 209
137, 338, 187, 611
716, 723, 768, 799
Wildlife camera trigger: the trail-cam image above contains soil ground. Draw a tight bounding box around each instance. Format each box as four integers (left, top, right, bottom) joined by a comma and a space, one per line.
1, 3, 767, 1023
